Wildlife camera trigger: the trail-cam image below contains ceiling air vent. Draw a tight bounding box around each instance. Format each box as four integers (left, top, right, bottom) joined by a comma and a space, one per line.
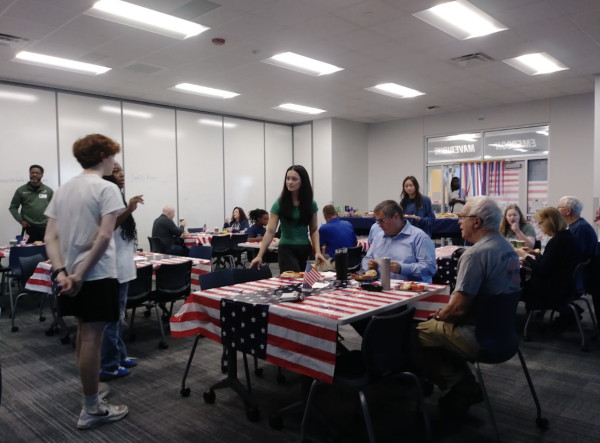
449, 52, 494, 68
123, 62, 165, 74
0, 33, 31, 50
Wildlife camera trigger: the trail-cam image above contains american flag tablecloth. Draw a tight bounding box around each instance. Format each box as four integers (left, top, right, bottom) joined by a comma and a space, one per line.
25, 254, 212, 293
183, 233, 215, 248
171, 277, 449, 383
356, 238, 370, 252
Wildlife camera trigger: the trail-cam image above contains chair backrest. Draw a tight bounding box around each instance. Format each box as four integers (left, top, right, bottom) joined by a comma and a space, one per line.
18, 254, 46, 284
189, 245, 213, 260
188, 228, 204, 233
148, 237, 164, 253
16, 235, 23, 243
571, 260, 590, 296
9, 245, 48, 279
361, 307, 416, 379
475, 290, 522, 364
127, 264, 153, 302
155, 261, 192, 295
230, 234, 249, 251
211, 235, 231, 253
232, 267, 272, 284
198, 269, 234, 290
347, 246, 363, 271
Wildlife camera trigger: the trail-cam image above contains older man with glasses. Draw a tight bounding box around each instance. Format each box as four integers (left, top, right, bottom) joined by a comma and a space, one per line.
410, 196, 521, 419
557, 196, 598, 261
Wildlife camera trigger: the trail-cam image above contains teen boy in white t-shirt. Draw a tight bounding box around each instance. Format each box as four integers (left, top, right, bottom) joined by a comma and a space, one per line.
44, 134, 128, 430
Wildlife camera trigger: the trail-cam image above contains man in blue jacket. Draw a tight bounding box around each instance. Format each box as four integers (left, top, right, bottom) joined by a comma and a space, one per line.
317, 205, 357, 271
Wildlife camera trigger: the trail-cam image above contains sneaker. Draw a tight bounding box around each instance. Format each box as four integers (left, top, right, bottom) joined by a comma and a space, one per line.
98, 382, 110, 401
100, 366, 131, 382
119, 358, 137, 369
77, 400, 129, 430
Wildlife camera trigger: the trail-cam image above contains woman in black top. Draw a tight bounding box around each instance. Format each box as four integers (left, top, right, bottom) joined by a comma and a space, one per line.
517, 206, 582, 310
223, 207, 249, 233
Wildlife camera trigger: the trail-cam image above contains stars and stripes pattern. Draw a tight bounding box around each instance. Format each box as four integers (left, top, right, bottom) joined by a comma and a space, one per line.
221, 299, 269, 359
302, 262, 322, 289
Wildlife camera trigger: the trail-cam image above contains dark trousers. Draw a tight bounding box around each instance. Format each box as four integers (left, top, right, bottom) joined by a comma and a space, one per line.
278, 244, 313, 273
22, 225, 46, 243
166, 244, 188, 257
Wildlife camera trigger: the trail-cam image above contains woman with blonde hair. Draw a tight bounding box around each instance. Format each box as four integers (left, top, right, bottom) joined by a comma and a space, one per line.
500, 204, 536, 249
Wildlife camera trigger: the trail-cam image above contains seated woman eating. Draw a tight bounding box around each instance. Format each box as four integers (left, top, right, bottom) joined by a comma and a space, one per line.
500, 204, 536, 249
223, 207, 249, 233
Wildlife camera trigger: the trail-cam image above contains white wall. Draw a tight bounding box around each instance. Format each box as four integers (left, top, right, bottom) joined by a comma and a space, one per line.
293, 123, 312, 180
312, 118, 332, 225
594, 75, 600, 230
265, 123, 292, 210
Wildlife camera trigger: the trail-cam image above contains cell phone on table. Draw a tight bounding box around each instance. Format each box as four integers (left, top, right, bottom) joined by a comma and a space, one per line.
361, 283, 383, 292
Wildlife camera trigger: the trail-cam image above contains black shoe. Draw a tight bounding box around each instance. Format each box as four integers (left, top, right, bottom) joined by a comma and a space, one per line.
438, 380, 484, 419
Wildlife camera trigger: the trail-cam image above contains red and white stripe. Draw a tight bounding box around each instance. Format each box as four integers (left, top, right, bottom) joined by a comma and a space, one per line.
357, 238, 370, 252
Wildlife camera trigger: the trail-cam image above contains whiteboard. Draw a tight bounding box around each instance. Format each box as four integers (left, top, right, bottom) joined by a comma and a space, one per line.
293, 123, 312, 181
265, 124, 292, 209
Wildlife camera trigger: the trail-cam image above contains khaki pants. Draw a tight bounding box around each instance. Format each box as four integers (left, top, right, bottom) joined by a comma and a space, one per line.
410, 319, 486, 390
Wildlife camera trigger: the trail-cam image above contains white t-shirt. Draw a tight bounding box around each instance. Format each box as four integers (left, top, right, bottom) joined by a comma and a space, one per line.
114, 226, 137, 284
449, 189, 465, 214
45, 174, 125, 281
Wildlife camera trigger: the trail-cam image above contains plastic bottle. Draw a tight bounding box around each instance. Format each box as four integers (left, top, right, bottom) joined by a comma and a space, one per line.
203, 223, 207, 232
381, 257, 391, 290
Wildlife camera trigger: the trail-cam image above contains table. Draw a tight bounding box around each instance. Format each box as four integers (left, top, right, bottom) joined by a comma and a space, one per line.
238, 241, 278, 251
339, 216, 462, 239
183, 233, 247, 248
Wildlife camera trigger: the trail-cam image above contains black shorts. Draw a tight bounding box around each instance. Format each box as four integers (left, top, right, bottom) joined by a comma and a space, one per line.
58, 278, 120, 323
278, 244, 314, 273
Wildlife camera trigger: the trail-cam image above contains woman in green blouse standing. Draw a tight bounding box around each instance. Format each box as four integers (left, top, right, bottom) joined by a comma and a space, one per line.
250, 165, 325, 272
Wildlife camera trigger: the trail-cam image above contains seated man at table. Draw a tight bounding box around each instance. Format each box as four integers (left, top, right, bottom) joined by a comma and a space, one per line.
410, 196, 521, 419
317, 205, 357, 271
558, 196, 598, 261
151, 206, 187, 256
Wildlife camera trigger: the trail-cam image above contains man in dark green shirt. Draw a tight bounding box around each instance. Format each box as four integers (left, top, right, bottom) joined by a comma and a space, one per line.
9, 165, 54, 243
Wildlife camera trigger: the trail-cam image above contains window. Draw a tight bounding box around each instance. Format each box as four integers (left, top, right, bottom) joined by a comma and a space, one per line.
483, 125, 549, 159
427, 133, 482, 163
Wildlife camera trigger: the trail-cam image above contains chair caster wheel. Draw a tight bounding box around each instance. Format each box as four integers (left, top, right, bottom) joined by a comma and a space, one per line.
269, 413, 283, 430
143, 310, 151, 318
11, 326, 18, 332
180, 387, 191, 397
45, 328, 54, 336
581, 345, 589, 352
536, 417, 549, 429
39, 316, 46, 322
254, 368, 263, 377
60, 336, 70, 345
276, 374, 286, 384
246, 405, 260, 422
158, 341, 169, 350
523, 336, 531, 342
203, 390, 216, 404
129, 334, 136, 342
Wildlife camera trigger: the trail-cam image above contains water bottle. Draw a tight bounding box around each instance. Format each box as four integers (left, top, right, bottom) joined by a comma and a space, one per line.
380, 257, 391, 290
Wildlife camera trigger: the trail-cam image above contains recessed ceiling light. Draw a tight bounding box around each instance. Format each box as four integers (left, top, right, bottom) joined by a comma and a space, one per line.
86, 0, 209, 40
273, 103, 326, 114
502, 52, 568, 75
0, 90, 38, 102
12, 51, 111, 75
171, 83, 240, 99
365, 83, 425, 99
413, 0, 507, 40
100, 106, 152, 118
262, 52, 343, 76
198, 119, 236, 128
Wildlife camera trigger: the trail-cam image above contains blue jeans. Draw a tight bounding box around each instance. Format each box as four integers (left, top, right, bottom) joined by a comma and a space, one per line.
101, 282, 128, 372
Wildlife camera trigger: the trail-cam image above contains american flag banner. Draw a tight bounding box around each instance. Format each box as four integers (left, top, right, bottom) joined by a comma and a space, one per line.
221, 298, 269, 359
302, 262, 322, 290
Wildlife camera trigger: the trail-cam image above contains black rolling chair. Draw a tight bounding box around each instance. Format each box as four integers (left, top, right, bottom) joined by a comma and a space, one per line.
189, 245, 213, 262
211, 235, 233, 270
230, 234, 249, 268
472, 290, 548, 442
6, 246, 47, 321
300, 307, 430, 443
231, 266, 272, 284
188, 228, 204, 233
125, 264, 154, 343
148, 261, 192, 349
9, 254, 48, 332
148, 236, 164, 253
347, 246, 363, 273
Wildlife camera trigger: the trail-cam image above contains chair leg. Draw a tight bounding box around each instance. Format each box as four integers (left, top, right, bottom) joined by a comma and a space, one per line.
221, 346, 228, 373
181, 333, 203, 395
358, 390, 377, 443
154, 304, 168, 349
401, 372, 432, 442
300, 379, 321, 442
517, 349, 548, 430
475, 362, 500, 443
569, 303, 588, 351
579, 297, 599, 337
242, 352, 252, 395
524, 310, 533, 341
39, 293, 47, 321
9, 282, 17, 332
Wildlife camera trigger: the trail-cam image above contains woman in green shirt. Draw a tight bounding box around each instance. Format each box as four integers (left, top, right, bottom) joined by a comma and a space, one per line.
500, 204, 536, 249
250, 165, 325, 272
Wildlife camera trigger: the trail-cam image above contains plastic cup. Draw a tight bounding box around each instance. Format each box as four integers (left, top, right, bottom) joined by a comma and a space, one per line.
9, 239, 17, 247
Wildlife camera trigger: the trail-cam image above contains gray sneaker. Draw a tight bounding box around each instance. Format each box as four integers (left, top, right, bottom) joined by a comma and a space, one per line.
77, 401, 129, 430
98, 382, 110, 401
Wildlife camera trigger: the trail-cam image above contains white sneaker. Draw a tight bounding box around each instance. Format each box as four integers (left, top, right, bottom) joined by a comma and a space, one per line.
77, 400, 129, 430
98, 382, 110, 401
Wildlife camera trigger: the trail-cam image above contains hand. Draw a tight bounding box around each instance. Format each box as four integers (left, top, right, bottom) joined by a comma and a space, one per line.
180, 220, 187, 227
515, 248, 530, 259
128, 195, 144, 212
511, 222, 521, 234
413, 216, 421, 222
20, 220, 30, 228
250, 256, 262, 269
390, 261, 401, 274
226, 227, 233, 233
272, 238, 279, 244
367, 259, 379, 270
522, 246, 540, 257
225, 218, 230, 224
59, 273, 82, 297
314, 252, 326, 266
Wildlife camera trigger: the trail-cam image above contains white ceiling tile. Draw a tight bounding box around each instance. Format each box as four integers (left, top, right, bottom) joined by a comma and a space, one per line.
297, 0, 365, 13
381, 0, 441, 14
468, 0, 540, 14
42, 0, 96, 12
25, 41, 88, 59
325, 29, 390, 51
136, 51, 198, 70
482, 41, 543, 61
0, 15, 57, 40
367, 14, 432, 40
533, 30, 596, 52
251, 0, 325, 27
333, 0, 406, 27
200, 61, 277, 84
292, 13, 360, 40
41, 28, 114, 51
206, 11, 286, 42
399, 29, 459, 51
214, 0, 276, 13
384, 50, 438, 69
4, 0, 79, 28
512, 16, 579, 40
556, 83, 595, 95
584, 26, 600, 44
0, 69, 37, 82
321, 50, 377, 69
569, 8, 600, 28
467, 30, 526, 52
193, 5, 247, 27
127, 0, 191, 13
494, 1, 564, 28
420, 41, 480, 61
62, 15, 133, 39
552, 0, 600, 15
92, 40, 158, 61
112, 29, 180, 52
357, 40, 413, 60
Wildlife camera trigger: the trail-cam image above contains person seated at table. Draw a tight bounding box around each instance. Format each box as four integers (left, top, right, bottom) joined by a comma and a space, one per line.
410, 196, 521, 419
516, 206, 582, 327
448, 177, 466, 214
317, 205, 357, 271
400, 176, 436, 238
368, 220, 382, 245
361, 200, 436, 282
247, 209, 268, 242
151, 206, 187, 256
223, 207, 249, 233
558, 196, 598, 261
500, 204, 535, 249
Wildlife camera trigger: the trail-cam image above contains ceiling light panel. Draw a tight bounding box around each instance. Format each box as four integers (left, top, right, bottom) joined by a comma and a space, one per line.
502, 52, 568, 76
273, 103, 327, 114
171, 83, 240, 99
86, 0, 209, 40
12, 51, 111, 75
413, 1, 507, 40
261, 52, 343, 76
365, 83, 425, 99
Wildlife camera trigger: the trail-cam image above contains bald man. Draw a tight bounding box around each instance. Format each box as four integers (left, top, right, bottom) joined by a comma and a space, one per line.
151, 206, 186, 255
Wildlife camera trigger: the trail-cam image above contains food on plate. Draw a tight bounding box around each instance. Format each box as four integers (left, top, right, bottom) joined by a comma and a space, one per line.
365, 269, 377, 278
395, 282, 426, 291
351, 273, 376, 281
281, 271, 304, 278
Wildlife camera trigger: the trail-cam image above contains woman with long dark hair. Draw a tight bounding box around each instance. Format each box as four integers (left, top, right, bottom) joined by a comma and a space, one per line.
223, 206, 249, 233
250, 165, 325, 272
500, 204, 535, 249
400, 176, 435, 238
100, 162, 144, 380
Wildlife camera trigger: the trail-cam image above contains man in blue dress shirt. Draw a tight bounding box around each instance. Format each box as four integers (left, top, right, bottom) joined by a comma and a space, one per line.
317, 205, 357, 271
362, 200, 436, 282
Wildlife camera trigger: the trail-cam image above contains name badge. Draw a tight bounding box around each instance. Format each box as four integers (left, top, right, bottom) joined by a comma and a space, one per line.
39, 194, 48, 199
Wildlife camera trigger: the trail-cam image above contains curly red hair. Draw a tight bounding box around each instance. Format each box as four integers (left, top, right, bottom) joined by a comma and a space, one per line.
73, 134, 121, 169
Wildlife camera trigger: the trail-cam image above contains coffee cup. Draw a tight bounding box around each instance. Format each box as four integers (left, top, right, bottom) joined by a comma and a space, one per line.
214, 227, 219, 234
9, 239, 17, 247
515, 240, 525, 248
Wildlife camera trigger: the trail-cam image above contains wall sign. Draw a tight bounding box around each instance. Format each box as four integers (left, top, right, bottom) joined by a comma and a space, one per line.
427, 133, 482, 163
484, 125, 549, 159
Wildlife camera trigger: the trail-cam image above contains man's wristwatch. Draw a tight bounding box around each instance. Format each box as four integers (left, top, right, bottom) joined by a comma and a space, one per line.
51, 267, 67, 281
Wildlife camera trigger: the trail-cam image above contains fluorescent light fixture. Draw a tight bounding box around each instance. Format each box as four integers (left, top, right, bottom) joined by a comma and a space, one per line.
0, 90, 38, 102
100, 105, 152, 118
86, 0, 209, 40
261, 52, 343, 76
413, 0, 507, 40
273, 103, 327, 115
12, 51, 110, 75
366, 83, 425, 99
503, 52, 568, 75
543, 151, 549, 154
171, 83, 239, 99
198, 119, 236, 128
536, 130, 549, 136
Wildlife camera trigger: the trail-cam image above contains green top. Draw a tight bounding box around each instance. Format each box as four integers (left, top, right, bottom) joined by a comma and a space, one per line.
9, 182, 54, 227
271, 198, 318, 245
505, 222, 536, 240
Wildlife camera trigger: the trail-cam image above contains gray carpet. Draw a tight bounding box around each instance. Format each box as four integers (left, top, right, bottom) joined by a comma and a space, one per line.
1, 280, 600, 443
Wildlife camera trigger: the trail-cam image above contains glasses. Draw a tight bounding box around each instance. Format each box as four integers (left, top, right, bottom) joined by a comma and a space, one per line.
557, 206, 568, 210
375, 217, 389, 225
457, 214, 477, 221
